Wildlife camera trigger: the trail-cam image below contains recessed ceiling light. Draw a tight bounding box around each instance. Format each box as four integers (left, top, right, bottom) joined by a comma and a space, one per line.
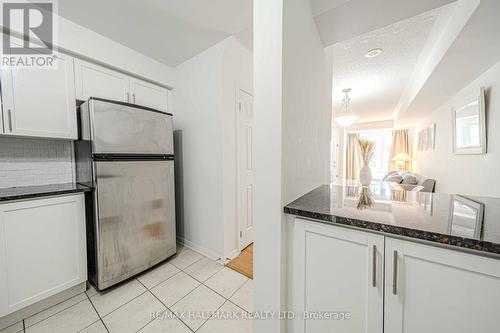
365, 48, 383, 58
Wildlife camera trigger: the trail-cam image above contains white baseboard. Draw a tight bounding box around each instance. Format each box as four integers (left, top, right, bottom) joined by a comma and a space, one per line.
177, 237, 222, 261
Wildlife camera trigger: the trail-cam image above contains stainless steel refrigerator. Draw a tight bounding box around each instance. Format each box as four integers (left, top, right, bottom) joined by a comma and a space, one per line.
75, 97, 176, 291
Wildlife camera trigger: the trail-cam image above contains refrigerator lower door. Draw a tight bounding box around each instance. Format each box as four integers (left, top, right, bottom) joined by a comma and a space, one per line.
94, 160, 176, 290
89, 99, 173, 155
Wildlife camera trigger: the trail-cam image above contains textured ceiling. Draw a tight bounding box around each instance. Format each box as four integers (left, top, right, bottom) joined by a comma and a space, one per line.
397, 0, 500, 125
332, 9, 439, 123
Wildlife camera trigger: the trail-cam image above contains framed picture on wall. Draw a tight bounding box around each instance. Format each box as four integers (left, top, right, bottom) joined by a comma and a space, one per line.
452, 87, 487, 154
417, 124, 436, 151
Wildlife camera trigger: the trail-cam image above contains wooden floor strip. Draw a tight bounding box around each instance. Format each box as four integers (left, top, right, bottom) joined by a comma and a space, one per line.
227, 243, 253, 279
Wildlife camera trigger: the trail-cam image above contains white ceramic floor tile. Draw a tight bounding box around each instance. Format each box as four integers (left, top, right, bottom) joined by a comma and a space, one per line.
138, 313, 191, 333
138, 262, 180, 289
168, 246, 203, 269
79, 320, 107, 333
103, 292, 166, 333
205, 267, 248, 298
229, 279, 253, 313
0, 321, 23, 333
184, 257, 223, 282
90, 279, 146, 317
198, 301, 253, 333
25, 299, 99, 333
150, 272, 200, 307
170, 285, 225, 331
25, 293, 87, 328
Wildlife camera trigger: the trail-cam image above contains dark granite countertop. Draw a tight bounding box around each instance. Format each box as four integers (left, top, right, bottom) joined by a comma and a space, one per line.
0, 183, 91, 202
284, 183, 500, 256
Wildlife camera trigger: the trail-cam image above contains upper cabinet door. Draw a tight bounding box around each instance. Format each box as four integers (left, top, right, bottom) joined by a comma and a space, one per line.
130, 78, 169, 112
291, 218, 384, 333
384, 238, 500, 333
74, 59, 130, 103
1, 52, 78, 139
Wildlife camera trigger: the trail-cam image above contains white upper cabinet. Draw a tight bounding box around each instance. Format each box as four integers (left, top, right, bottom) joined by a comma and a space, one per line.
75, 59, 169, 112
74, 59, 130, 102
384, 238, 500, 333
130, 78, 169, 111
290, 219, 384, 333
0, 44, 170, 139
1, 52, 78, 139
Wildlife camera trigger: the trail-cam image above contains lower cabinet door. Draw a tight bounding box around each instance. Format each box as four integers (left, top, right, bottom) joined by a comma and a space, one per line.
291, 218, 384, 333
384, 238, 500, 333
0, 194, 87, 317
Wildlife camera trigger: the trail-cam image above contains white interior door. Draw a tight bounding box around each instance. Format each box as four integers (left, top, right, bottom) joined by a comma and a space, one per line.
237, 90, 254, 250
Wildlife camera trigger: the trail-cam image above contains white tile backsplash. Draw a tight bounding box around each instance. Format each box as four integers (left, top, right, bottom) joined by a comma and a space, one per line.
0, 137, 74, 188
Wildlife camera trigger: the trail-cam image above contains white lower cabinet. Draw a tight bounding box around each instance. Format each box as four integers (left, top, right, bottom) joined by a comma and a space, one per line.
0, 194, 87, 317
290, 218, 384, 333
289, 217, 500, 333
384, 238, 500, 333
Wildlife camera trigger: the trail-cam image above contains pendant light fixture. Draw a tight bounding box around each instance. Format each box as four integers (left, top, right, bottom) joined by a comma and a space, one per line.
335, 88, 358, 127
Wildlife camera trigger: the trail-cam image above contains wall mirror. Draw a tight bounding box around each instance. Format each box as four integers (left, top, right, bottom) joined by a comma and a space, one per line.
452, 87, 487, 154
448, 195, 484, 239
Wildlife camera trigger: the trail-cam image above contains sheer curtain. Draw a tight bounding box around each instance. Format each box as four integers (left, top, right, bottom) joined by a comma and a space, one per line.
346, 133, 360, 179
388, 129, 410, 171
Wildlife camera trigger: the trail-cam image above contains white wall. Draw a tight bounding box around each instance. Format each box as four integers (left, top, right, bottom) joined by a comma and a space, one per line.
282, 1, 332, 203
254, 0, 332, 331
254, 0, 284, 331
411, 60, 500, 197
173, 37, 253, 260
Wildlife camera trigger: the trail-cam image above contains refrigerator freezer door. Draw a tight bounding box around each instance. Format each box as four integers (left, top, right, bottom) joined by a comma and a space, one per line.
90, 99, 173, 154
94, 160, 176, 289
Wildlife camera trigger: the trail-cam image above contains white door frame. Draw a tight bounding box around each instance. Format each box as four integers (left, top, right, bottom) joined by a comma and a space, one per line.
236, 88, 254, 251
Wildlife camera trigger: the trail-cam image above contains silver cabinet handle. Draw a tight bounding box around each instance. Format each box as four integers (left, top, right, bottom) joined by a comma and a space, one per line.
372, 245, 377, 287
132, 93, 136, 104
392, 250, 398, 295
7, 109, 13, 132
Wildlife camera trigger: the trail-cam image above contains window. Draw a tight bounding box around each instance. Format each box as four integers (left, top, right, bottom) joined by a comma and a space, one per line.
357, 129, 393, 180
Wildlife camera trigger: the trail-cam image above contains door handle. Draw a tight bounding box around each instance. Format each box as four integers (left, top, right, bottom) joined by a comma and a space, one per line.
7, 109, 13, 132
372, 245, 377, 287
132, 93, 136, 104
392, 250, 398, 295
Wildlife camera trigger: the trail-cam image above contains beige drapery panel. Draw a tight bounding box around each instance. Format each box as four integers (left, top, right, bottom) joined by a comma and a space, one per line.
389, 129, 410, 171
346, 133, 360, 180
